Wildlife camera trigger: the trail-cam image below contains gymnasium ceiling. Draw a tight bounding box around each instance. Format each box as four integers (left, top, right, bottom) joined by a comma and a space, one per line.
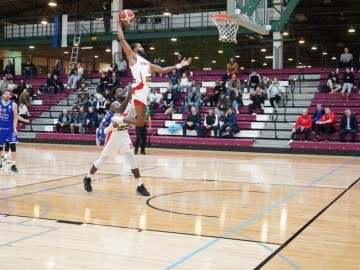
0, 0, 360, 55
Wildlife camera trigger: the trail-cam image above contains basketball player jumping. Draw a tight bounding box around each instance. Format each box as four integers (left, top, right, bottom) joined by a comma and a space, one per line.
83, 89, 150, 196
116, 18, 192, 127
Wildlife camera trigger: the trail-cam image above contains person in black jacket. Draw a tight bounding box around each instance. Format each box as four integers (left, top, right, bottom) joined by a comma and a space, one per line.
339, 109, 358, 143
182, 106, 201, 137
159, 85, 175, 113
248, 87, 265, 114
209, 80, 226, 107
341, 67, 355, 98
328, 68, 341, 93
96, 72, 108, 95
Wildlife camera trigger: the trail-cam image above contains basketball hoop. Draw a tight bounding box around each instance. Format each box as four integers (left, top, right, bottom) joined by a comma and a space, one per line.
211, 14, 239, 44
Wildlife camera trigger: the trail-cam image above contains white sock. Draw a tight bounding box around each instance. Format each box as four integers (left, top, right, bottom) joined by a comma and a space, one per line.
136, 178, 143, 187
12, 161, 16, 165
4, 153, 9, 159
86, 173, 92, 178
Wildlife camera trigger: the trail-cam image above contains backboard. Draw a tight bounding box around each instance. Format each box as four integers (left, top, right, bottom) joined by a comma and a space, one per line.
227, 0, 270, 35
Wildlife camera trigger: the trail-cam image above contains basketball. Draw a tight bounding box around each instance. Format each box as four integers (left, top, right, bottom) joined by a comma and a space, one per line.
119, 9, 135, 24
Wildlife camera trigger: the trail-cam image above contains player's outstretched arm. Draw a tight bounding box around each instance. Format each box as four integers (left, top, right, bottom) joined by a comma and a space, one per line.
150, 57, 192, 74
13, 103, 18, 135
117, 20, 136, 65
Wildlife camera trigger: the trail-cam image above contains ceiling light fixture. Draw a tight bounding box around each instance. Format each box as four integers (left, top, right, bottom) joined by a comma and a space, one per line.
212, 60, 216, 63
171, 38, 177, 42
298, 38, 305, 44
174, 52, 179, 55
322, 51, 328, 55
29, 46, 35, 49
235, 55, 240, 58
41, 18, 48, 25
163, 10, 171, 16
149, 46, 155, 50
48, 0, 57, 7
94, 55, 99, 58
64, 51, 69, 54
348, 27, 356, 33
283, 31, 289, 36
265, 56, 273, 59
81, 46, 93, 50
261, 48, 266, 52
218, 50, 223, 53
288, 58, 293, 61
311, 45, 317, 50
105, 48, 111, 52
194, 56, 199, 59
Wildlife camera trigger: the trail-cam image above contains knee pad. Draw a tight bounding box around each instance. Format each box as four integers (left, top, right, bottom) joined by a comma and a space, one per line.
124, 151, 138, 169
10, 143, 16, 152
94, 155, 108, 168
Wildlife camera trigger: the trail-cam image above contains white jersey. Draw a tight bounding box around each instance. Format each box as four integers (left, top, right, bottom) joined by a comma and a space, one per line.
129, 54, 151, 105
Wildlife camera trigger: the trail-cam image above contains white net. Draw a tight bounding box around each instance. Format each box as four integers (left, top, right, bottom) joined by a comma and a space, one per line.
211, 14, 240, 44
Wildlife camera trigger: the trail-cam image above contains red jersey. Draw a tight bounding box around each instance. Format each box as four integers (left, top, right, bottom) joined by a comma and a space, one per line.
294, 114, 312, 129
320, 112, 337, 129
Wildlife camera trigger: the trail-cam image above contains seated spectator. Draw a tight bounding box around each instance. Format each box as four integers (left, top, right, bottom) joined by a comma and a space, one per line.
39, 73, 55, 94
149, 88, 161, 115
107, 72, 119, 92
84, 106, 99, 134
183, 86, 200, 113
97, 72, 108, 94
182, 106, 201, 138
327, 68, 341, 93
87, 94, 98, 112
71, 63, 84, 89
215, 92, 231, 118
116, 54, 127, 76
52, 59, 63, 76
313, 107, 337, 143
108, 61, 118, 78
339, 109, 358, 143
70, 106, 86, 134
11, 79, 26, 103
222, 57, 238, 84
96, 94, 107, 116
0, 76, 9, 94
7, 80, 16, 91
209, 80, 226, 107
3, 60, 15, 77
219, 108, 240, 139
248, 87, 265, 115
67, 63, 77, 88
341, 67, 355, 99
18, 102, 30, 123
179, 73, 189, 92
19, 89, 31, 108
72, 92, 89, 113
22, 60, 36, 79
286, 109, 312, 145
77, 83, 89, 96
26, 82, 35, 99
201, 108, 219, 138
336, 47, 354, 72
169, 69, 180, 91
103, 88, 113, 103
227, 74, 243, 114
188, 79, 200, 94
259, 75, 272, 91
159, 85, 175, 113
267, 78, 284, 109
56, 109, 71, 133
312, 104, 324, 129
53, 74, 64, 94
246, 70, 261, 93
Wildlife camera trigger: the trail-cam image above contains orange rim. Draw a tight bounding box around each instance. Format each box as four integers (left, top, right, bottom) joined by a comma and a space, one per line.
211, 14, 230, 21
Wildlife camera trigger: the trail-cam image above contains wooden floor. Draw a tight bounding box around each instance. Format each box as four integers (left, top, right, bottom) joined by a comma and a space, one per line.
0, 144, 359, 270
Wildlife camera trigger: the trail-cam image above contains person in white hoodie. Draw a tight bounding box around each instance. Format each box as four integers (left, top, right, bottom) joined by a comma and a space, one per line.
266, 78, 284, 109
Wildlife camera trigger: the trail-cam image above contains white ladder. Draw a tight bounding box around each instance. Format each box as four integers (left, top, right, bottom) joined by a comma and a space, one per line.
69, 26, 83, 72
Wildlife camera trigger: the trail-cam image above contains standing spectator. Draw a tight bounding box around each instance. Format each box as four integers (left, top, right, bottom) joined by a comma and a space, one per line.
85, 107, 99, 134
219, 108, 240, 139
70, 106, 86, 134
312, 104, 324, 129
336, 47, 354, 72
248, 87, 265, 115
116, 54, 127, 76
259, 75, 272, 91
246, 70, 261, 93
22, 60, 35, 79
169, 69, 180, 91
71, 63, 84, 89
179, 73, 189, 92
56, 109, 71, 133
149, 88, 161, 115
222, 57, 238, 84
227, 74, 243, 114
201, 108, 219, 138
328, 68, 341, 93
209, 80, 226, 107
183, 86, 200, 113
286, 109, 312, 145
267, 78, 284, 109
182, 106, 201, 137
159, 85, 175, 113
313, 107, 337, 142
134, 106, 152, 155
3, 60, 15, 77
96, 72, 108, 94
339, 109, 358, 143
341, 67, 355, 99
215, 92, 231, 118
52, 59, 63, 76
67, 63, 77, 87
53, 74, 64, 94
102, 0, 111, 33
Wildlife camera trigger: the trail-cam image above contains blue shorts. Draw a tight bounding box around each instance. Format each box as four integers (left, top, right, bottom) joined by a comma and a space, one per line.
6, 132, 18, 144
0, 128, 14, 145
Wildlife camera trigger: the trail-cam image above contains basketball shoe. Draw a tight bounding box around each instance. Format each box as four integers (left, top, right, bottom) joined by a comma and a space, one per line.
136, 184, 150, 196
83, 176, 92, 192
11, 164, 18, 174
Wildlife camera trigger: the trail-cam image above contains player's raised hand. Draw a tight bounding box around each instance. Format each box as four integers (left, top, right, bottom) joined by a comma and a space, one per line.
181, 57, 192, 67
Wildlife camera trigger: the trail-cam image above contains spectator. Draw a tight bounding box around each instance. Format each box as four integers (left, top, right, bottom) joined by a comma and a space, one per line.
328, 68, 341, 93
149, 88, 161, 115
259, 75, 272, 91
169, 69, 180, 91
18, 102, 30, 123
71, 63, 84, 89
246, 70, 261, 93
209, 80, 226, 107
182, 106, 201, 137
3, 60, 15, 77
219, 108, 240, 139
286, 109, 312, 145
183, 86, 200, 113
116, 54, 127, 76
227, 74, 243, 114
201, 108, 219, 138
152, 58, 163, 77
87, 94, 98, 112
102, 0, 111, 33
97, 72, 108, 94
267, 78, 284, 109
341, 67, 355, 98
7, 80, 16, 91
179, 72, 189, 92
77, 82, 89, 96
339, 109, 358, 143
96, 94, 107, 116
56, 109, 71, 133
215, 92, 231, 118
39, 73, 55, 94
67, 63, 77, 87
159, 85, 175, 113
222, 57, 238, 84
52, 59, 63, 76
22, 60, 36, 79
107, 72, 119, 92
312, 104, 324, 129
248, 87, 265, 115
53, 74, 64, 94
188, 80, 200, 94
336, 47, 354, 72
0, 76, 9, 95
108, 60, 118, 78
313, 107, 337, 143
12, 79, 26, 103
84, 106, 99, 134
19, 89, 31, 108
70, 106, 86, 134
72, 92, 89, 113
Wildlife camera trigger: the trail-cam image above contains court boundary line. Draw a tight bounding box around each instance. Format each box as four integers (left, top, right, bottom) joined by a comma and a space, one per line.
164, 156, 359, 269
254, 177, 360, 269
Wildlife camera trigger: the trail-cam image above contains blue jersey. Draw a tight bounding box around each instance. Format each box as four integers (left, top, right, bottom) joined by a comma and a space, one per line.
96, 111, 114, 145
0, 100, 14, 131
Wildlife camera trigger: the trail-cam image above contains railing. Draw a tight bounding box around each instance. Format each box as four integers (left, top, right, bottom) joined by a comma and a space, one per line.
289, 79, 295, 107
283, 94, 289, 123
271, 109, 278, 140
